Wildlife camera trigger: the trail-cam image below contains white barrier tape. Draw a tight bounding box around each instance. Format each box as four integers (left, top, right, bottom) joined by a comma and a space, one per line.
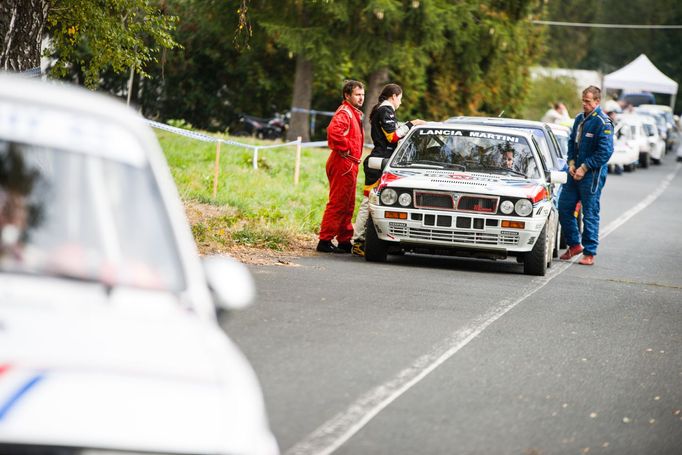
256, 140, 301, 150
292, 107, 335, 116
145, 119, 372, 152
145, 119, 219, 143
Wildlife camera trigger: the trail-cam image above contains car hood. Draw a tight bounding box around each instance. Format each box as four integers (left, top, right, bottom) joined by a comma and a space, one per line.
0, 275, 278, 455
383, 170, 545, 199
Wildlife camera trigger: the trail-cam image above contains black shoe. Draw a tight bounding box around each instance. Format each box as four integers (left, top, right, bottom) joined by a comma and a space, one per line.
336, 242, 352, 254
316, 240, 338, 253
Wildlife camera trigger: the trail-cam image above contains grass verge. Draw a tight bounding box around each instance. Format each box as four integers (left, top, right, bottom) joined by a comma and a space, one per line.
157, 130, 365, 258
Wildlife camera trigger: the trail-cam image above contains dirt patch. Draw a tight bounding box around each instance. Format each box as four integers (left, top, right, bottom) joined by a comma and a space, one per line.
184, 201, 317, 265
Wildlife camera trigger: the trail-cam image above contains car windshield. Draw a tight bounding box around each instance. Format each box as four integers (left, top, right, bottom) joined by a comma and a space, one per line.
392, 129, 541, 178
0, 140, 186, 292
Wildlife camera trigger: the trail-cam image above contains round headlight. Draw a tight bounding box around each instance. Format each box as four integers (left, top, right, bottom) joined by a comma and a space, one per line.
380, 188, 398, 205
499, 200, 514, 215
515, 199, 533, 216
398, 192, 412, 207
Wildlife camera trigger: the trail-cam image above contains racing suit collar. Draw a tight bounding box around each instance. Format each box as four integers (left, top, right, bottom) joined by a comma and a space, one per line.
343, 100, 364, 117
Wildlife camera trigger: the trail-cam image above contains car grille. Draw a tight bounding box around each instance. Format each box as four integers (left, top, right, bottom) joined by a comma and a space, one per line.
389, 225, 519, 246
457, 195, 498, 213
414, 192, 455, 209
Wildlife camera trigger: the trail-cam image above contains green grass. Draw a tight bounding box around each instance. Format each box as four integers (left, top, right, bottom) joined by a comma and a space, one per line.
156, 130, 364, 251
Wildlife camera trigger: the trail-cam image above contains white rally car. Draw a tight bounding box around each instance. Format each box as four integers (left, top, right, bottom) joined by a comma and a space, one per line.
365, 123, 566, 276
0, 76, 278, 454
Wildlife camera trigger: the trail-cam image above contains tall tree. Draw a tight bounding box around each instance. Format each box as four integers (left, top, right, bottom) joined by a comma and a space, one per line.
0, 0, 178, 89
0, 0, 49, 71
252, 0, 350, 141
423, 0, 545, 119
138, 0, 294, 131
345, 0, 450, 136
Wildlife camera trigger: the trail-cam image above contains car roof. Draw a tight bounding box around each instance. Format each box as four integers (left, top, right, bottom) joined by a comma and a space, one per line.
416, 121, 536, 142
548, 123, 571, 135
638, 104, 671, 112
0, 74, 153, 166
445, 116, 550, 130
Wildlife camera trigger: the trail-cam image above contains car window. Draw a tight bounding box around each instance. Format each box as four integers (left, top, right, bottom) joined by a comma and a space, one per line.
554, 133, 569, 157
393, 129, 541, 178
0, 140, 186, 292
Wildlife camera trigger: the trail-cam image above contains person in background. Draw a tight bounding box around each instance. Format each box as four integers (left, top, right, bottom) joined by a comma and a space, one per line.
541, 102, 570, 124
316, 80, 365, 253
558, 86, 614, 266
351, 83, 425, 257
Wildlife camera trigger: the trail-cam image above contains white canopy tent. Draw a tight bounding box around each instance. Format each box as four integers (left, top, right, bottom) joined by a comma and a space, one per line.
603, 54, 678, 108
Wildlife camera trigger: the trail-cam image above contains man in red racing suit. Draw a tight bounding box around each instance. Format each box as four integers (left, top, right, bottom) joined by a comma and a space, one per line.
317, 80, 365, 253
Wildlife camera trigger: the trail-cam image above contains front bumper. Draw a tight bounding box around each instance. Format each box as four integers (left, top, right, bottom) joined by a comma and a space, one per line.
369, 205, 549, 257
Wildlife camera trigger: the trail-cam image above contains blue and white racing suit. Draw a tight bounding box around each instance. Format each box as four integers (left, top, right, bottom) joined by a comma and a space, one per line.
558, 106, 614, 256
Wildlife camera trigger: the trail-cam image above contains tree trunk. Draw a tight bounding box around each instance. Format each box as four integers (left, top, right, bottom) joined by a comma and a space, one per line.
362, 67, 390, 140
0, 0, 49, 72
287, 54, 313, 142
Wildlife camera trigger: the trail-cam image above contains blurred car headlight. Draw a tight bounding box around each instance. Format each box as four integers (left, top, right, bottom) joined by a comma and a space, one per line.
380, 188, 398, 205
499, 200, 514, 215
398, 192, 412, 207
515, 199, 533, 217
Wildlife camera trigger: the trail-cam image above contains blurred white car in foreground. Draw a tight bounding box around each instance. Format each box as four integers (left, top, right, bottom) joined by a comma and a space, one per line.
0, 76, 278, 455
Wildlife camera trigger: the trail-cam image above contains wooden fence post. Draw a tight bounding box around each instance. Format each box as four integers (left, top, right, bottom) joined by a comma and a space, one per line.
294, 136, 302, 186
212, 140, 221, 199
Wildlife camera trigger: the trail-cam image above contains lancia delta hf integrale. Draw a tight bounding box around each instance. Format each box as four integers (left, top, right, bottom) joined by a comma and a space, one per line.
364, 123, 566, 276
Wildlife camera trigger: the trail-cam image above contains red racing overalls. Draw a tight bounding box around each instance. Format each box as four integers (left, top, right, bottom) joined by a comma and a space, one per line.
318, 101, 364, 244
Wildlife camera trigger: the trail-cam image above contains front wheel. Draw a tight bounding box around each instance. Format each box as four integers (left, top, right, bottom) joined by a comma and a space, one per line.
365, 216, 388, 262
524, 224, 548, 276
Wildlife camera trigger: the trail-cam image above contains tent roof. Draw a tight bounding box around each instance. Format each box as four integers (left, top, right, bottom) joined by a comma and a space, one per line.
603, 54, 678, 95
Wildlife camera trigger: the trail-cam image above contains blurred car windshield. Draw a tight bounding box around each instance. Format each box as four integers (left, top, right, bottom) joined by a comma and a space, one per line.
392, 129, 541, 178
0, 140, 185, 292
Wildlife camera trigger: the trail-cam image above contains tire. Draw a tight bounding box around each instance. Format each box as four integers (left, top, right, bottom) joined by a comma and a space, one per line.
524, 223, 548, 276
553, 221, 561, 258
652, 158, 661, 165
365, 216, 388, 262
624, 163, 635, 172
639, 151, 650, 168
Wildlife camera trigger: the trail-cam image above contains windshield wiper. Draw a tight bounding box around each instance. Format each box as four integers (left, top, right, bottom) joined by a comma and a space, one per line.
405, 160, 466, 170
480, 166, 526, 177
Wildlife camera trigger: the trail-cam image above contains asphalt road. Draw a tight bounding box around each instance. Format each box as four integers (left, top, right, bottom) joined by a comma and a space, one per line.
224, 151, 682, 455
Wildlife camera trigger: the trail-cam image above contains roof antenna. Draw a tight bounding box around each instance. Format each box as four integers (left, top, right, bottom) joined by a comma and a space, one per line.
498, 110, 505, 118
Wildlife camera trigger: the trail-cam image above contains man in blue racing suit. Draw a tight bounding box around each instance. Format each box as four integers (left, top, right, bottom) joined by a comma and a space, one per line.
559, 86, 614, 266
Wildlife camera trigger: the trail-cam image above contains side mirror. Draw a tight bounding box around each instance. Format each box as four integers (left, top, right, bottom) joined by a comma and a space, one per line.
367, 156, 388, 170
548, 170, 567, 185
202, 255, 256, 312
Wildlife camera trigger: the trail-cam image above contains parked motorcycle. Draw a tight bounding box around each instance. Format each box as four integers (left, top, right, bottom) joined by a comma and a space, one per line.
234, 112, 289, 140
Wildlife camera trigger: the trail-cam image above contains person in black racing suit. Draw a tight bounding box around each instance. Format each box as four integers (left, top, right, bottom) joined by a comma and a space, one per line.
351, 83, 425, 256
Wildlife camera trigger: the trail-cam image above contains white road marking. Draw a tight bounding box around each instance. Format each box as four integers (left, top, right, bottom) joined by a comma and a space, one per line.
285, 164, 681, 455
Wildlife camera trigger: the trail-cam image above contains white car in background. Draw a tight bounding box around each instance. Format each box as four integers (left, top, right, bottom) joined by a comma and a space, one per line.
617, 114, 653, 168
0, 76, 278, 455
637, 114, 666, 164
609, 117, 641, 172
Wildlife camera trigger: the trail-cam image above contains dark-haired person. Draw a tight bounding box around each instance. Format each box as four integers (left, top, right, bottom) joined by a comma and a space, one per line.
558, 85, 614, 266
316, 80, 365, 253
351, 83, 425, 256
